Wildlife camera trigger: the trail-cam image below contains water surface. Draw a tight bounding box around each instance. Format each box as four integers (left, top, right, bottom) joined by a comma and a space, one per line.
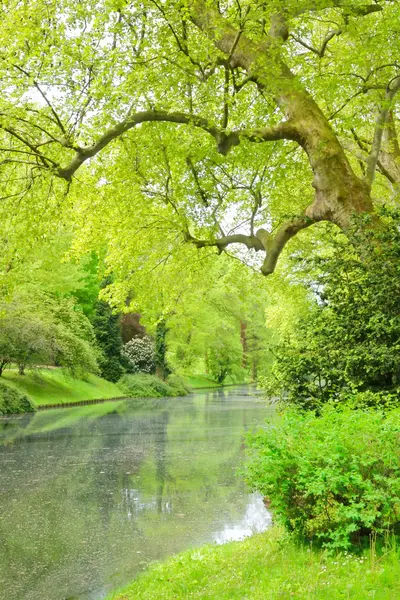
0, 386, 271, 600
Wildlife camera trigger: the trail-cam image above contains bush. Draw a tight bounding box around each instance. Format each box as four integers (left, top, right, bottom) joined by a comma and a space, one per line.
100, 356, 123, 383
121, 337, 156, 374
118, 373, 176, 398
167, 374, 190, 396
0, 380, 34, 415
246, 405, 400, 550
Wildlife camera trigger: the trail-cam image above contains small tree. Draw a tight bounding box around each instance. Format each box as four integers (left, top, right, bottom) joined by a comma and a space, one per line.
155, 319, 171, 380
0, 293, 99, 376
91, 300, 124, 382
121, 336, 156, 374
206, 325, 242, 384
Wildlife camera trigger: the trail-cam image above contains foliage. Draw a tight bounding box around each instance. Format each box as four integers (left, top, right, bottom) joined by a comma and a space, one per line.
121, 336, 156, 375
91, 300, 123, 382
263, 216, 400, 408
246, 405, 400, 550
117, 373, 185, 398
0, 380, 33, 415
166, 374, 191, 396
0, 292, 99, 376
206, 323, 243, 384
109, 529, 400, 600
2, 0, 399, 296
155, 319, 171, 380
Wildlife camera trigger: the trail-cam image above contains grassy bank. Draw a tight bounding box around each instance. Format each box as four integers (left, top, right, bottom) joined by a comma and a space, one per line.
182, 374, 246, 389
109, 529, 400, 600
2, 369, 124, 407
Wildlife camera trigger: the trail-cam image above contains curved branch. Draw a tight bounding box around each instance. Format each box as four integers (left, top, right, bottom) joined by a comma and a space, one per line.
291, 29, 342, 58
259, 217, 316, 275
57, 110, 222, 180
364, 75, 400, 189
184, 231, 264, 252
184, 216, 316, 277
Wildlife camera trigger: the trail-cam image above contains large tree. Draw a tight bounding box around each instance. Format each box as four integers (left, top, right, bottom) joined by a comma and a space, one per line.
1, 0, 399, 281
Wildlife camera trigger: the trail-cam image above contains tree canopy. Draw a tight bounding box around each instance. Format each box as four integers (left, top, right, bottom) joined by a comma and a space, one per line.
1, 0, 399, 288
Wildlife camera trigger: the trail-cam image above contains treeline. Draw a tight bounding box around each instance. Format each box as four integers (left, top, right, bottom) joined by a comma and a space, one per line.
0, 230, 273, 386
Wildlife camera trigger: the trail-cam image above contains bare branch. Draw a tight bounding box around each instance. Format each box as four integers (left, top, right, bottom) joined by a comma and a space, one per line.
291, 29, 341, 58
184, 230, 264, 252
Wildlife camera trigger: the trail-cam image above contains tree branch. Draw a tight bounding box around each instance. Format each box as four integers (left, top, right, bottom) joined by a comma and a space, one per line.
57, 110, 223, 180
258, 217, 315, 275
184, 215, 315, 276
364, 75, 400, 189
291, 29, 342, 58
184, 231, 264, 253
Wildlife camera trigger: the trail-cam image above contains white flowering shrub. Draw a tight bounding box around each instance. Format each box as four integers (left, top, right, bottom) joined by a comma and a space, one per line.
121, 336, 156, 374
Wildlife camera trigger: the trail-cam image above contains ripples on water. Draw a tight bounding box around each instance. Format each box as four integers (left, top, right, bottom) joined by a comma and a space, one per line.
0, 386, 272, 600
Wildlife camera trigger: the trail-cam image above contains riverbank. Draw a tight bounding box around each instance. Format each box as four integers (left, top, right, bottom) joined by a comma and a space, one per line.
109, 528, 400, 599
2, 369, 125, 408
0, 369, 243, 414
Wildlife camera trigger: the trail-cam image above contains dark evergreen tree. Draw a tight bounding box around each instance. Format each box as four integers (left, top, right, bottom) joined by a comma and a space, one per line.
92, 300, 123, 383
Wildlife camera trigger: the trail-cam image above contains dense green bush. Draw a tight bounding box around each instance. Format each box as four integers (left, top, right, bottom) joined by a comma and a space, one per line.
167, 374, 191, 396
118, 373, 177, 398
91, 300, 124, 382
246, 405, 400, 550
264, 213, 400, 408
0, 380, 34, 415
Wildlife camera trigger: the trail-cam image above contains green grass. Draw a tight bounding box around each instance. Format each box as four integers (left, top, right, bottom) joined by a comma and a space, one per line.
183, 374, 248, 390
2, 369, 125, 407
109, 529, 400, 600
183, 374, 224, 389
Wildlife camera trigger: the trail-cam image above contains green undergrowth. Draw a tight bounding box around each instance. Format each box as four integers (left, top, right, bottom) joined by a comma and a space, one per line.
2, 369, 125, 407
118, 373, 190, 398
109, 529, 400, 600
0, 379, 33, 415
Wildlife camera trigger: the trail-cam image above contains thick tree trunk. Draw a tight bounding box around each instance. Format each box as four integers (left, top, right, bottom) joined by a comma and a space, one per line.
0, 360, 6, 377
190, 2, 378, 271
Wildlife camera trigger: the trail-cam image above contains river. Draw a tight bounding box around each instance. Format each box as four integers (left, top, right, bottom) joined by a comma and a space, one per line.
0, 386, 271, 600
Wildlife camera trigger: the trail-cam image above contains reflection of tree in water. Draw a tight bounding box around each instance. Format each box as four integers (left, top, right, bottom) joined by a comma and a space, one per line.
155, 411, 168, 514
0, 394, 268, 600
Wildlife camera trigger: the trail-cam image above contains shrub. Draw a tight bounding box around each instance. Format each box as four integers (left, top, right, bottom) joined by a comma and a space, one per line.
0, 380, 34, 415
100, 356, 123, 383
167, 374, 190, 396
246, 405, 400, 550
121, 337, 156, 374
118, 373, 175, 398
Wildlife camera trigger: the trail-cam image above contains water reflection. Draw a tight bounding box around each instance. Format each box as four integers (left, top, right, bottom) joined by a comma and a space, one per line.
0, 386, 271, 600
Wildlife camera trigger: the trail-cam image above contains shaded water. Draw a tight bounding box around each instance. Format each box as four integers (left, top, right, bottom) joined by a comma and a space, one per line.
0, 386, 271, 600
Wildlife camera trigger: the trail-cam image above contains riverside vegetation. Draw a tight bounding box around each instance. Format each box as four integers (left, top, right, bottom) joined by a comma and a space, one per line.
2, 0, 400, 598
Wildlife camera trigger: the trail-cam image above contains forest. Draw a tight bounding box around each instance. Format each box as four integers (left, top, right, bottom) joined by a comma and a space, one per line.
1, 0, 400, 598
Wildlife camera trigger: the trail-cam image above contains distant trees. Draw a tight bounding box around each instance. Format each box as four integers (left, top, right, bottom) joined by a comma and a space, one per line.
0, 292, 99, 376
